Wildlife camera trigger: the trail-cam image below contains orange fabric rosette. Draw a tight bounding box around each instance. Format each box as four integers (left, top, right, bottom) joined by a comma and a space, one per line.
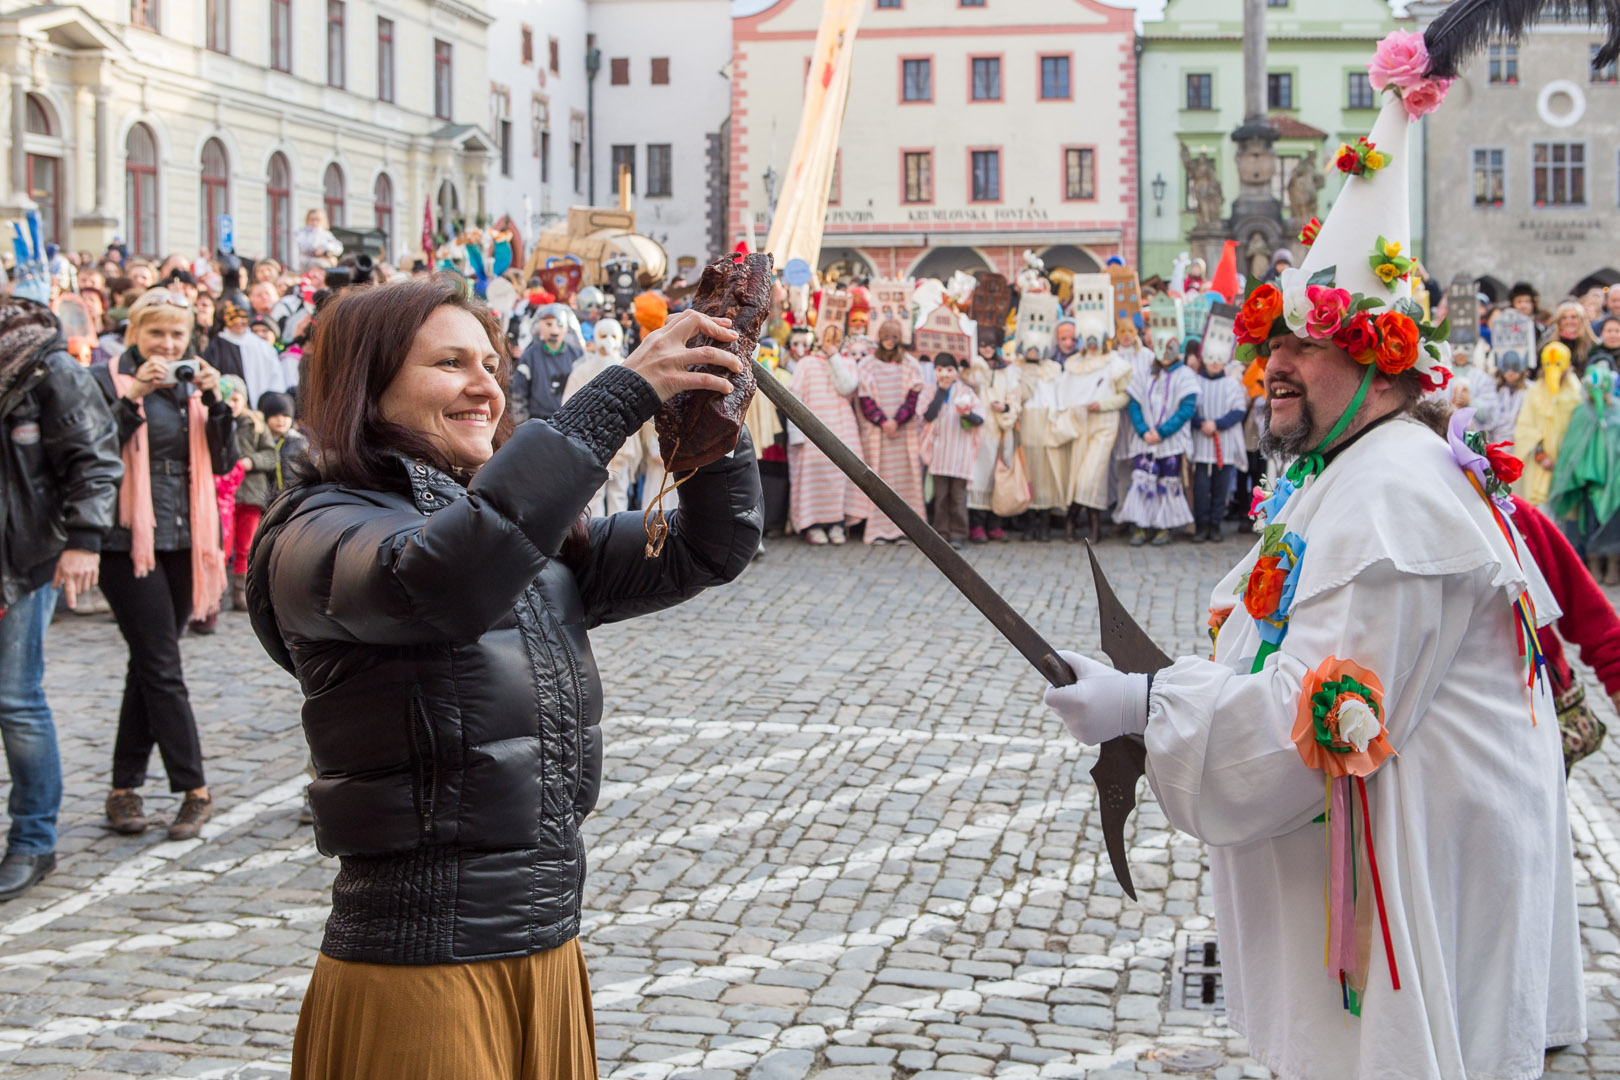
1243, 556, 1288, 620
1291, 656, 1393, 778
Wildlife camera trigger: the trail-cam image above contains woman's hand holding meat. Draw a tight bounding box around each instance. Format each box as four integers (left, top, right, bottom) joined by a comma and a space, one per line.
625, 310, 743, 402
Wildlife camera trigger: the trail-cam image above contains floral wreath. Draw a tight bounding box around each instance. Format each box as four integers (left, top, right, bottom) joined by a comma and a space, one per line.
1233, 273, 1452, 395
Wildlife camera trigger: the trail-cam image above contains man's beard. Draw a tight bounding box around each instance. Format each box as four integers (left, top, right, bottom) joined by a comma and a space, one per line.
1258, 396, 1318, 458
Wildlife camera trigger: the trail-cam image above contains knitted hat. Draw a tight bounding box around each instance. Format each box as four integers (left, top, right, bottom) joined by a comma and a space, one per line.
259, 391, 294, 418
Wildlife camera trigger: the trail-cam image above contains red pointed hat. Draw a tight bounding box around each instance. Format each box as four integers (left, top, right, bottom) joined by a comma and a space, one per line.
1206, 241, 1240, 303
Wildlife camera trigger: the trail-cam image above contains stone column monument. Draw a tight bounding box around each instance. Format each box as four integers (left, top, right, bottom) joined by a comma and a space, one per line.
1226, 0, 1286, 281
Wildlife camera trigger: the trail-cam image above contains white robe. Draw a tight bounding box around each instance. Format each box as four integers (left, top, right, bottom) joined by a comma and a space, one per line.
1145, 416, 1584, 1080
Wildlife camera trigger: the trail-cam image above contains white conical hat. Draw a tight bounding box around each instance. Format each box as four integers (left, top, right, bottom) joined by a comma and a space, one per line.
1298, 95, 1411, 305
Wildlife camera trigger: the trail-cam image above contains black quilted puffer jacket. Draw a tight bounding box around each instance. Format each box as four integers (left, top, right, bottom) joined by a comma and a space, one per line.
247, 366, 762, 965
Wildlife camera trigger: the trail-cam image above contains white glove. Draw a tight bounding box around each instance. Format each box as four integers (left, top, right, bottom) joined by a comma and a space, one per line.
1043, 650, 1150, 745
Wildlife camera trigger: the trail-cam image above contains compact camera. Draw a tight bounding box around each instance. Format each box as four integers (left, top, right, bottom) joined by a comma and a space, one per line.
161, 359, 199, 386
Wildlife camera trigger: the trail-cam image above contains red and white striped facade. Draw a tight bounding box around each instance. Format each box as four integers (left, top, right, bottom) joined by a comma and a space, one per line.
729, 0, 1138, 281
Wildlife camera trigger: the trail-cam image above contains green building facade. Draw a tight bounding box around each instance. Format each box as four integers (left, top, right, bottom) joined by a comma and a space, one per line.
1137, 0, 1423, 279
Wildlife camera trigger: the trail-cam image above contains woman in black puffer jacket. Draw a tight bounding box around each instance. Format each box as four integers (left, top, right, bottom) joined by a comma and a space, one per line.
246, 275, 761, 1080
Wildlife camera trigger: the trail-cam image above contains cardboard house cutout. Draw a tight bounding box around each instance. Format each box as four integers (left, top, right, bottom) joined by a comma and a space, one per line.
1446, 274, 1479, 346
1182, 291, 1220, 343
970, 272, 1013, 336
914, 304, 973, 364
1015, 292, 1061, 357
1147, 295, 1184, 346
1201, 302, 1239, 367
870, 279, 912, 344
816, 290, 852, 336
1108, 264, 1143, 335
1493, 310, 1536, 368
1071, 273, 1113, 343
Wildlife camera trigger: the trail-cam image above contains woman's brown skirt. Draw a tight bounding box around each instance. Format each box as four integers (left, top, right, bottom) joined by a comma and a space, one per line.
290, 939, 597, 1080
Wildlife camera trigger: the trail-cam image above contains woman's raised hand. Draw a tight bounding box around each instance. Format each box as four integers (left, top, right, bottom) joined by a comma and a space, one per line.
625, 310, 743, 403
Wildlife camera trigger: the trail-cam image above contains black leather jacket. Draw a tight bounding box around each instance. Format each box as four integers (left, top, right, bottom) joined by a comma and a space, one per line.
89, 349, 235, 552
0, 335, 123, 608
247, 366, 762, 965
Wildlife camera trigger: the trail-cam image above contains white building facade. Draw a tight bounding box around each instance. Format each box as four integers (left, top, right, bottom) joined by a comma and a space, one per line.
0, 0, 494, 264
730, 0, 1138, 281
587, 0, 732, 271
483, 0, 590, 240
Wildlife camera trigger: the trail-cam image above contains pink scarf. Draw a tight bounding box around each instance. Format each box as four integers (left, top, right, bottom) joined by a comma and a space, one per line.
108, 363, 227, 620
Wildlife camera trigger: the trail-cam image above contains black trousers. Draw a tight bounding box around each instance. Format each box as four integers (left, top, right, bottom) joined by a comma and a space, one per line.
98, 549, 207, 792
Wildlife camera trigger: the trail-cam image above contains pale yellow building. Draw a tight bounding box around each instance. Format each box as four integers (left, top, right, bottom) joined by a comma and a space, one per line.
0, 0, 495, 262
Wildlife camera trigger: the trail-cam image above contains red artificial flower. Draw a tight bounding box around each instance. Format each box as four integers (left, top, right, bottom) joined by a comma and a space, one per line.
1416, 364, 1452, 394
1299, 217, 1321, 246
1335, 146, 1361, 173
1372, 310, 1420, 375
1485, 440, 1524, 484
1337, 310, 1379, 364
1244, 555, 1288, 620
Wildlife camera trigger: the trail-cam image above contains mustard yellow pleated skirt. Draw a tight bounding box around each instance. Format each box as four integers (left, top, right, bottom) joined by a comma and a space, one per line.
290, 939, 598, 1080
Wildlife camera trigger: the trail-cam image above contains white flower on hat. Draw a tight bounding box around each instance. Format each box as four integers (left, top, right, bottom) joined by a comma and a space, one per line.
1335, 697, 1381, 753
1279, 267, 1313, 338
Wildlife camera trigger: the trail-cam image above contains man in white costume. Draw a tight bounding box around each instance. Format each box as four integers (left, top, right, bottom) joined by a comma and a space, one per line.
1046, 29, 1584, 1079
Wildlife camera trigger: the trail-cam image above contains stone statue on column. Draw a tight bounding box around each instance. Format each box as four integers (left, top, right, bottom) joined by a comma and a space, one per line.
1286, 151, 1325, 233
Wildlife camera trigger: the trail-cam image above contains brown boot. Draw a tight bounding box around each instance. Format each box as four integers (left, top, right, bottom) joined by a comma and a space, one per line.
1088, 508, 1104, 545
230, 572, 247, 611
168, 793, 214, 841
105, 791, 148, 834
1606, 555, 1620, 588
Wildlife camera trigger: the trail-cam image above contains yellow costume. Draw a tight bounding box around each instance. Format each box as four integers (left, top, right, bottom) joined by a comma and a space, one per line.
1512, 344, 1583, 507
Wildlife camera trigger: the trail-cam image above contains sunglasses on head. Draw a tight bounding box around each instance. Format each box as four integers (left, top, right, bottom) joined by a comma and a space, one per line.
144, 292, 192, 310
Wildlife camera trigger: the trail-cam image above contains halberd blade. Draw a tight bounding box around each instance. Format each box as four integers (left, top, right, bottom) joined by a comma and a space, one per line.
1084, 541, 1173, 901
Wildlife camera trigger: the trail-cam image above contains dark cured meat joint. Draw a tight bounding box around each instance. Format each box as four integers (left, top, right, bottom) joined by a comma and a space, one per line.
654, 253, 773, 473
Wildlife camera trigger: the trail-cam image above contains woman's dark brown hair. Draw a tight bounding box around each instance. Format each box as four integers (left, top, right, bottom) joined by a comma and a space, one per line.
301, 273, 517, 489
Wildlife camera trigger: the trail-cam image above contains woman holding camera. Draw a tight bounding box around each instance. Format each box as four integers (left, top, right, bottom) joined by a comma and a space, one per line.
89, 289, 234, 841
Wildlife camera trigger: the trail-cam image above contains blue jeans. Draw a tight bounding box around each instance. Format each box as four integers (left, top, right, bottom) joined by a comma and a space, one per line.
0, 583, 62, 854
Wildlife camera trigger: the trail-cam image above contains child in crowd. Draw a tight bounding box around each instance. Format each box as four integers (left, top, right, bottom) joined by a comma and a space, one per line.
1484, 350, 1529, 446
1189, 349, 1248, 543
921, 354, 984, 548
1119, 346, 1200, 546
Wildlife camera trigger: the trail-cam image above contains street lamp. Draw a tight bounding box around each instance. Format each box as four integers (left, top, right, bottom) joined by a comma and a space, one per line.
1151, 173, 1167, 217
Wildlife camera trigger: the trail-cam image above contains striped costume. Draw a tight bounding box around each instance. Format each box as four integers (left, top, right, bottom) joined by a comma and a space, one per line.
787, 353, 867, 531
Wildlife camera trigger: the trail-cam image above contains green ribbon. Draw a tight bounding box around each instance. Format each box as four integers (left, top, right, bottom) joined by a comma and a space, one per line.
1284, 363, 1377, 487
1250, 640, 1279, 675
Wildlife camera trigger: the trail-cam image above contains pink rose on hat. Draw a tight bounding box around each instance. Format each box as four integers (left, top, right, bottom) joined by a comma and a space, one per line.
1368, 30, 1431, 91
1399, 77, 1453, 120
1305, 285, 1352, 339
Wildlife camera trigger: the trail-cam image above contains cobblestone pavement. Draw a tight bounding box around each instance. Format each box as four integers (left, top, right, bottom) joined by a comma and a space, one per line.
5, 532, 1620, 1078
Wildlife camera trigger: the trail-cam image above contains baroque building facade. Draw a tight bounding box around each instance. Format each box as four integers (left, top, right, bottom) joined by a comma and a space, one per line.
1411, 1, 1620, 302
1137, 0, 1417, 279
0, 0, 494, 263
729, 0, 1137, 281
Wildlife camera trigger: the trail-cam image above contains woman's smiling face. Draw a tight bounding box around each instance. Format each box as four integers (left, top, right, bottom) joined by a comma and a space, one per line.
378, 306, 505, 473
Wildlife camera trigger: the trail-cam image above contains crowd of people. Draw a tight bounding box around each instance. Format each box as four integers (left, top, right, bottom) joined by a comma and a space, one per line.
4, 199, 1620, 903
